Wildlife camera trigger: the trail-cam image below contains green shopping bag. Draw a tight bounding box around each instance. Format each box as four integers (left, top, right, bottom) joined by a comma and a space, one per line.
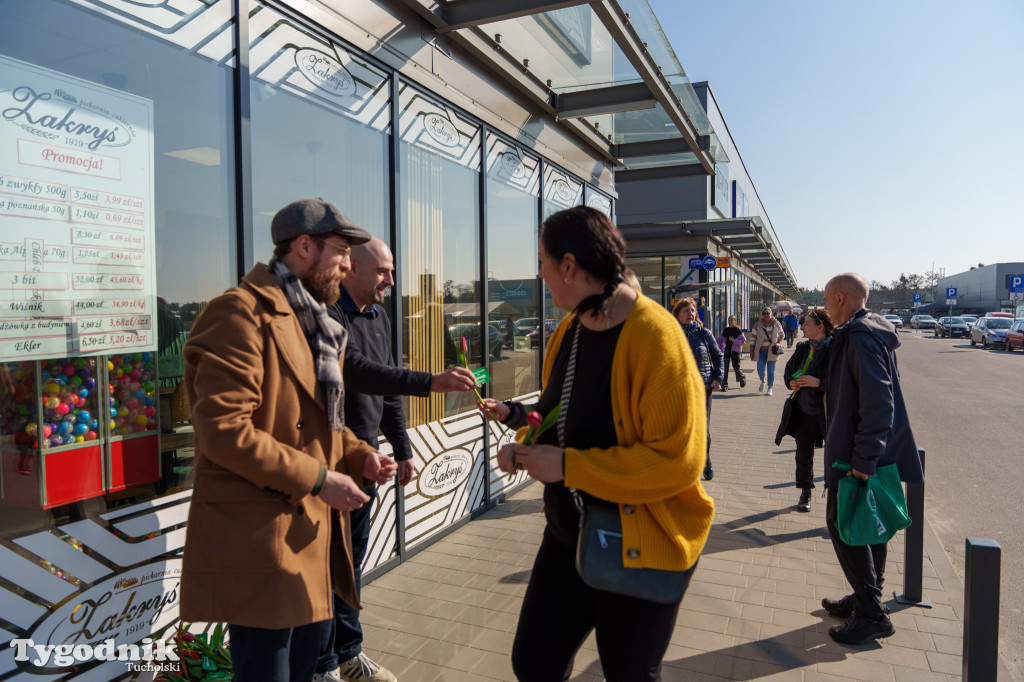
832, 462, 911, 546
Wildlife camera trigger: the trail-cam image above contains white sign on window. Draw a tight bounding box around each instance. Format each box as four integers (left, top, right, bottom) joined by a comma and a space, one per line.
0, 55, 155, 361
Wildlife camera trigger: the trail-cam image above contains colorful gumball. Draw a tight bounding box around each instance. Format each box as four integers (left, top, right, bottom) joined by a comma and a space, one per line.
73, 424, 88, 436
55, 403, 70, 417
85, 431, 97, 441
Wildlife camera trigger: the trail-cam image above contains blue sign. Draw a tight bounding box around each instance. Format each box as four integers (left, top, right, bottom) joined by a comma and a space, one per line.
913, 293, 921, 303
1011, 277, 1023, 293
702, 255, 717, 270
947, 287, 958, 299
688, 257, 703, 269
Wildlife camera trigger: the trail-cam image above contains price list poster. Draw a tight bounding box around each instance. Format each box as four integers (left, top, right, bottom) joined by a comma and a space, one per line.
0, 55, 155, 362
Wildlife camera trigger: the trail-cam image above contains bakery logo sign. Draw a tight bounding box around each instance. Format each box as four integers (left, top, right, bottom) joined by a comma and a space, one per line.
11, 559, 182, 670
497, 151, 526, 180
1, 85, 132, 151
294, 48, 357, 97
421, 113, 460, 148
551, 178, 575, 204
418, 449, 473, 496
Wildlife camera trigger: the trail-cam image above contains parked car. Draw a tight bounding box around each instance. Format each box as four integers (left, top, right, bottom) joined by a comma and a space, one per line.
883, 314, 904, 329
449, 322, 504, 359
969, 316, 1013, 349
909, 314, 936, 329
934, 317, 968, 338
960, 314, 978, 330
527, 319, 561, 348
984, 311, 1014, 319
1005, 320, 1024, 352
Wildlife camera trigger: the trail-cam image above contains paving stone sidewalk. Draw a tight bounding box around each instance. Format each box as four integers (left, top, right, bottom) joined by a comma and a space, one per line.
357, 374, 994, 681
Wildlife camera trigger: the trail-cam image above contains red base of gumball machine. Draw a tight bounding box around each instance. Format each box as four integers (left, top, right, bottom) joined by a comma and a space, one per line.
107, 434, 160, 492
1, 444, 104, 509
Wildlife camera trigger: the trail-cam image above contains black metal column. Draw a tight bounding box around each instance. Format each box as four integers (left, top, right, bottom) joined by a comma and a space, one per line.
231, 0, 253, 279
896, 448, 931, 607
963, 538, 1001, 681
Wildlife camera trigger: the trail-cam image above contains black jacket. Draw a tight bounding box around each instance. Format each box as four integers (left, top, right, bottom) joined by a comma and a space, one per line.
824, 308, 924, 488
684, 324, 725, 387
775, 339, 829, 446
327, 287, 431, 461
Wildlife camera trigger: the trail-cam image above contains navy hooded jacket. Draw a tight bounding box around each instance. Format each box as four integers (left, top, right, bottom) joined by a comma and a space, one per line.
824, 308, 924, 488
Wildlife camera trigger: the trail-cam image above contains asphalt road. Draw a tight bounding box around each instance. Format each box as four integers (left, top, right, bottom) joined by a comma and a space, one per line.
895, 327, 1023, 679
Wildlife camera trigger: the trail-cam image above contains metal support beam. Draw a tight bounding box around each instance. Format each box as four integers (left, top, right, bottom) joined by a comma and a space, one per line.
616, 164, 709, 182
440, 0, 592, 32
591, 0, 715, 175
963, 538, 1001, 681
556, 82, 657, 119
613, 137, 695, 159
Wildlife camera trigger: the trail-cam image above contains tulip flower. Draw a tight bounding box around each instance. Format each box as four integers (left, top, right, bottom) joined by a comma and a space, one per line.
509, 403, 561, 480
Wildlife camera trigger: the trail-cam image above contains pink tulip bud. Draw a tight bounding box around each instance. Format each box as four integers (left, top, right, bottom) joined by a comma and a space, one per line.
460, 336, 468, 353
526, 411, 543, 429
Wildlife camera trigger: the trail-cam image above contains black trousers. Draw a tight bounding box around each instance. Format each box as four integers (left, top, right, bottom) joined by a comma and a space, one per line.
703, 384, 713, 468
228, 621, 324, 682
791, 406, 819, 489
721, 351, 743, 387
512, 527, 694, 681
825, 487, 888, 619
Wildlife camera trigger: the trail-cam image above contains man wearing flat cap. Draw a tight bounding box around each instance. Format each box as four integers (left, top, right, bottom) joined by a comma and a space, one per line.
181, 198, 397, 681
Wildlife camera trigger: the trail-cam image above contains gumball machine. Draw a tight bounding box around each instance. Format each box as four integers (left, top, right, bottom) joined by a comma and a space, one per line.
105, 351, 161, 491
0, 358, 105, 509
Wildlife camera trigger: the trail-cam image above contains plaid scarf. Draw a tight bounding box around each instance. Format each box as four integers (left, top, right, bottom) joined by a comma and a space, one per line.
268, 257, 347, 432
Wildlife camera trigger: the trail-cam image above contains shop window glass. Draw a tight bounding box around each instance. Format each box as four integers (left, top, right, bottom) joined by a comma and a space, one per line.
624, 256, 663, 305
485, 135, 540, 400
0, 0, 235, 673
249, 3, 391, 263
397, 84, 481, 426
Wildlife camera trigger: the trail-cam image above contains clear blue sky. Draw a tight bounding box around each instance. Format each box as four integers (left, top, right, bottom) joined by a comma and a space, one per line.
648, 0, 1024, 291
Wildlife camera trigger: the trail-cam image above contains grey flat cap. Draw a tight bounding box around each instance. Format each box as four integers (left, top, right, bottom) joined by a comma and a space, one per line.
271, 198, 372, 245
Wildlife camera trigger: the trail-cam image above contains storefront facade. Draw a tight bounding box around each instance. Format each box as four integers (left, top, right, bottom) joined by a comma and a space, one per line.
617, 83, 798, 333
0, 1, 721, 679
937, 263, 1024, 314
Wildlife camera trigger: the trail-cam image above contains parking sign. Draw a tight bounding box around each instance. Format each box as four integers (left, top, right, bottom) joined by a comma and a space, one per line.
947, 287, 957, 299
914, 293, 921, 303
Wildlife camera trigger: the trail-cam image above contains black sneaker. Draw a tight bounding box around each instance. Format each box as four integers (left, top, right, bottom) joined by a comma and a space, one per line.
797, 489, 812, 512
821, 594, 856, 618
703, 463, 714, 481
739, 377, 746, 388
828, 612, 895, 645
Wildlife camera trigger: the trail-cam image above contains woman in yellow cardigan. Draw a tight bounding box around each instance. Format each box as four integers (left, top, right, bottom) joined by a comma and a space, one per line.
480, 206, 714, 681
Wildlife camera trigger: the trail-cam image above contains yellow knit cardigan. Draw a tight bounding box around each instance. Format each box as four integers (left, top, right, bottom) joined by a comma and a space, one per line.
545, 294, 714, 571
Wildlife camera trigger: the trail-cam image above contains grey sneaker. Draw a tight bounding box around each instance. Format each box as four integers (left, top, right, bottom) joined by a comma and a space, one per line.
336, 653, 397, 682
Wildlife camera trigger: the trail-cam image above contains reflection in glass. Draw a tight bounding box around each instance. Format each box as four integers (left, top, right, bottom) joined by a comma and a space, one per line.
486, 137, 540, 399
399, 144, 481, 426
0, 0, 235, 542
250, 4, 391, 263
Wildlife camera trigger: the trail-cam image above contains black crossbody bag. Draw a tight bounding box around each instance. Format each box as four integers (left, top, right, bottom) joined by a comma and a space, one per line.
560, 321, 688, 604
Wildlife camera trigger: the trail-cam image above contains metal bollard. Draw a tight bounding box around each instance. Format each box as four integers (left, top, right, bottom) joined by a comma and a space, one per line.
896, 448, 931, 607
963, 538, 1001, 681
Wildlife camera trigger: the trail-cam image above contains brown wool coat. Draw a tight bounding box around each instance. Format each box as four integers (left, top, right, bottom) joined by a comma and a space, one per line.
180, 263, 376, 629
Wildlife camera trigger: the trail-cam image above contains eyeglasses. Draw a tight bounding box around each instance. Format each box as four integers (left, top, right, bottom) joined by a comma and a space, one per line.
316, 238, 352, 258
761, 312, 772, 316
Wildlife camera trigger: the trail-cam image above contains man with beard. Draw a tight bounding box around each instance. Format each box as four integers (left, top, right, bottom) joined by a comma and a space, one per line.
182, 198, 397, 681
314, 237, 476, 682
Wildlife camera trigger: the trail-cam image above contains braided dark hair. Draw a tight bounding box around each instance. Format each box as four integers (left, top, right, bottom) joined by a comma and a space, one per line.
541, 206, 626, 317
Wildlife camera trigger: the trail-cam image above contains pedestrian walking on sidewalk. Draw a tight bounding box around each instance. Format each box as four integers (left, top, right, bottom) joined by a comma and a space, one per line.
820, 273, 923, 646
750, 308, 785, 396
775, 309, 834, 513
674, 298, 724, 481
716, 315, 746, 391
480, 206, 713, 682
783, 310, 800, 347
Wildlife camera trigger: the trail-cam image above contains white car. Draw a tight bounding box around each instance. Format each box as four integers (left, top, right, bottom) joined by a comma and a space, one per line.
884, 314, 904, 329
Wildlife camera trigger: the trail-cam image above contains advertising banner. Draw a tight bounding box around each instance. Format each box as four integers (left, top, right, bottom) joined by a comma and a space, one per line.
0, 55, 155, 361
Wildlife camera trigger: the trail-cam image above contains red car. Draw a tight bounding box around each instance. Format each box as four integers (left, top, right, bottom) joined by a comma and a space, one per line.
1006, 320, 1024, 351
